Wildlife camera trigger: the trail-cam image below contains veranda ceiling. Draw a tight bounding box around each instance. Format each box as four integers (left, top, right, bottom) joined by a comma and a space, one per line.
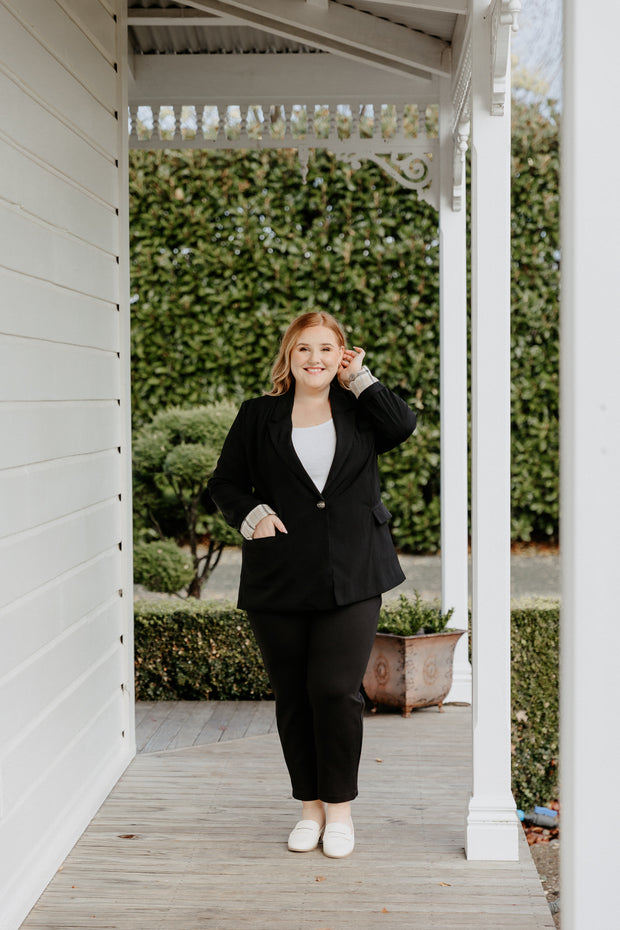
127, 1, 462, 64
126, 1, 477, 203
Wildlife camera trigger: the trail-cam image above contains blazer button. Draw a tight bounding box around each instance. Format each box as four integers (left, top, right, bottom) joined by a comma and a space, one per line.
316, 500, 326, 509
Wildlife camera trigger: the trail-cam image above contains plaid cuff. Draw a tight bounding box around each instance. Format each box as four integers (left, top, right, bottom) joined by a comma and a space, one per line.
347, 366, 378, 398
241, 503, 276, 540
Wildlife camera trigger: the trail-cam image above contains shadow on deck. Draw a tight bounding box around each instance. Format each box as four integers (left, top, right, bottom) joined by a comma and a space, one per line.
21, 703, 554, 929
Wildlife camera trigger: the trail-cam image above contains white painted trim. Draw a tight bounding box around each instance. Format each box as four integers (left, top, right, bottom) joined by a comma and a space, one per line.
438, 76, 470, 705
116, 0, 136, 759
560, 1, 620, 926
451, 116, 469, 210
489, 0, 520, 116
182, 0, 451, 77
465, 0, 518, 860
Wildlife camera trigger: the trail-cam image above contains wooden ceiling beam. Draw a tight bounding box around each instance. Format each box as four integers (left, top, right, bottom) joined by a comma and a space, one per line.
180, 0, 452, 77
129, 52, 439, 105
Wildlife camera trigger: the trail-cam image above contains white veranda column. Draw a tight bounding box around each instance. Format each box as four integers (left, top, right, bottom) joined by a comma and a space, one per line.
438, 77, 471, 704
561, 1, 620, 926
465, 0, 518, 860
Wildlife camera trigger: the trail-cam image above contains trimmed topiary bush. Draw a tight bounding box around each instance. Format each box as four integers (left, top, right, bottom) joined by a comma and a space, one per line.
133, 402, 242, 596
133, 539, 194, 595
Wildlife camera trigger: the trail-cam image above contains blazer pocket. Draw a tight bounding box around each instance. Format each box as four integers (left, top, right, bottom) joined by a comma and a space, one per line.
245, 532, 286, 545
372, 502, 392, 525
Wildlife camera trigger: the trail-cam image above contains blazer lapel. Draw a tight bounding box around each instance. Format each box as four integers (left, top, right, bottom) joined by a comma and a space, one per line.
267, 390, 318, 494
322, 383, 357, 495
267, 383, 357, 497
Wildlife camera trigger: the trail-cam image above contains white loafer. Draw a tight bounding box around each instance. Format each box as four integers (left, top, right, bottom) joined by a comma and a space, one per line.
287, 819, 324, 852
322, 820, 355, 858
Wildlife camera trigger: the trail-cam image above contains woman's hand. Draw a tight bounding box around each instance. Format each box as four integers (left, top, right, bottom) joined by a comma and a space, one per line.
338, 346, 366, 386
253, 513, 288, 539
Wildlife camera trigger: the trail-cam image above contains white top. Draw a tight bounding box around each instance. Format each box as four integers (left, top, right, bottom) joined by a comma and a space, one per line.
291, 418, 337, 493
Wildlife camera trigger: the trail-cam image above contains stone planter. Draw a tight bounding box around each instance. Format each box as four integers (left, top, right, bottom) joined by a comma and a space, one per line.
363, 629, 466, 716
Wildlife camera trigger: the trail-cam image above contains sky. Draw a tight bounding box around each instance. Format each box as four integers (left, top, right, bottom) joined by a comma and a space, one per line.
511, 0, 563, 102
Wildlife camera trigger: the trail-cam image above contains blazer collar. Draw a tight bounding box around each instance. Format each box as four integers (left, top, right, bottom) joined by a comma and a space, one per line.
267, 382, 356, 496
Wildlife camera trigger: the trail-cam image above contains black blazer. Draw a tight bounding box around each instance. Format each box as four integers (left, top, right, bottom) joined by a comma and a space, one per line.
208, 380, 416, 612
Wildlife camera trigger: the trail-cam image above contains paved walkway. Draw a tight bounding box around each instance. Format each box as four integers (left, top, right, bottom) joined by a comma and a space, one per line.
21, 705, 554, 930
148, 546, 560, 605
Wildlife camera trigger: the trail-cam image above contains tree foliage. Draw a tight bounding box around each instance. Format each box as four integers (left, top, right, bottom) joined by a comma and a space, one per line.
129, 95, 559, 551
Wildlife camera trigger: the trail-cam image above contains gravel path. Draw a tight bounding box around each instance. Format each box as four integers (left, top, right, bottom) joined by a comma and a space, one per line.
158, 545, 560, 604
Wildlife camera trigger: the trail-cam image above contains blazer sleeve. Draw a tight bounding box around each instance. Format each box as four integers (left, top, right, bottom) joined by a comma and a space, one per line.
355, 381, 417, 454
207, 401, 264, 531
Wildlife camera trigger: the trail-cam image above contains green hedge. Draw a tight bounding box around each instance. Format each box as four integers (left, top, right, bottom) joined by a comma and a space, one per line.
129, 96, 559, 551
134, 597, 559, 807
134, 600, 270, 700
510, 599, 559, 808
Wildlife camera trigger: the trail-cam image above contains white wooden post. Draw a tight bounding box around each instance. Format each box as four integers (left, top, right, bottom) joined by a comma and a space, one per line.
560, 1, 620, 925
465, 0, 518, 860
438, 76, 471, 704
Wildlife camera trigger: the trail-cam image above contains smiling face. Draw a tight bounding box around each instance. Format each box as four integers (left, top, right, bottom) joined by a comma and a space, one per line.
289, 325, 344, 393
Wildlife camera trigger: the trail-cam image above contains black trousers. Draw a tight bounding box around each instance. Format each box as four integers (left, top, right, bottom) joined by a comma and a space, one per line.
248, 596, 380, 804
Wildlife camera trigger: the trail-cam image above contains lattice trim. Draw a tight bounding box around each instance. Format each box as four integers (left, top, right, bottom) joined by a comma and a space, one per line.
129, 102, 439, 200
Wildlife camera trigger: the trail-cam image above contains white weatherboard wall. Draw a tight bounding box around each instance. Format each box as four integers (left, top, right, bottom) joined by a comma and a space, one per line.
561, 0, 620, 926
0, 2, 134, 928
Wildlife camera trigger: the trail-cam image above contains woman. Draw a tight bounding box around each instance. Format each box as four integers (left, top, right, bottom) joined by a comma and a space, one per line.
208, 311, 416, 858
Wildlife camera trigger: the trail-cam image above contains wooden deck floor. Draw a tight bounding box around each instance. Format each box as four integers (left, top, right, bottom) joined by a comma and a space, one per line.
22, 703, 554, 929
135, 699, 278, 754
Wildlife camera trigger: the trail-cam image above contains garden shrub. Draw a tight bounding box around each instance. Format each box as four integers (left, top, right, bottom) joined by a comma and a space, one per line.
133, 539, 193, 594
377, 592, 454, 636
510, 598, 559, 808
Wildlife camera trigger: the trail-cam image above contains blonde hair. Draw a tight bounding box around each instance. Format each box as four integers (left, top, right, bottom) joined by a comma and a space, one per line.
267, 312, 347, 396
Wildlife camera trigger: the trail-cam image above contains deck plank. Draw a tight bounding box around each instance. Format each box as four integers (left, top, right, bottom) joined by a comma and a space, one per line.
244, 698, 277, 737
168, 700, 218, 749
21, 706, 554, 929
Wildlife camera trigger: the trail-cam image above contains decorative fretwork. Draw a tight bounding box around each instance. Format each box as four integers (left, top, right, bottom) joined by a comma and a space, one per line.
452, 119, 470, 212
451, 35, 471, 212
128, 102, 438, 201
491, 0, 521, 116
339, 151, 436, 210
